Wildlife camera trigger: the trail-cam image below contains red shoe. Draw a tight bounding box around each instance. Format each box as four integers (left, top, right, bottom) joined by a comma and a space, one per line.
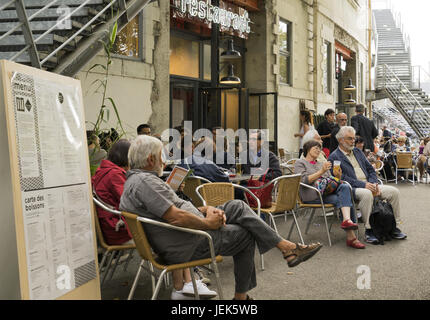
346, 238, 366, 249
341, 220, 358, 230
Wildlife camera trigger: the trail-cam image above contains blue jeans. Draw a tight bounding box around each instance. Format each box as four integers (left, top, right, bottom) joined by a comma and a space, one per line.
305, 183, 357, 223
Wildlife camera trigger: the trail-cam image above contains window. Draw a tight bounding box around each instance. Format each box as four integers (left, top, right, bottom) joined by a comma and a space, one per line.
112, 13, 143, 59
323, 41, 332, 94
170, 36, 200, 78
279, 19, 292, 85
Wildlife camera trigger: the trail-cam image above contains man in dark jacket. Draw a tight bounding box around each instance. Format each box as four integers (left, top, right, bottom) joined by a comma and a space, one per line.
329, 113, 348, 153
328, 126, 407, 244
351, 104, 378, 151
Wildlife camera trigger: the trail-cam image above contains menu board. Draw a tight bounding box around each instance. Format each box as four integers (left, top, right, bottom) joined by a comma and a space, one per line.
1, 60, 100, 300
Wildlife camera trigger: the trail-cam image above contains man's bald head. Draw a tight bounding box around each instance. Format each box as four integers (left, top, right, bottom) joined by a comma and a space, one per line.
336, 113, 348, 127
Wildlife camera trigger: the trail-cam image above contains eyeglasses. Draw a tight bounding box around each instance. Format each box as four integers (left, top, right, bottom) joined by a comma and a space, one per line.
339, 119, 348, 122
343, 137, 355, 141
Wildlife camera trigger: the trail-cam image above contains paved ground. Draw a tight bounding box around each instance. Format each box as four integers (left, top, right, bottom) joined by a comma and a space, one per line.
101, 182, 430, 300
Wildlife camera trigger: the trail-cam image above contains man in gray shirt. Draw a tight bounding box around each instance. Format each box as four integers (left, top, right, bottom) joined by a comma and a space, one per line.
120, 135, 322, 300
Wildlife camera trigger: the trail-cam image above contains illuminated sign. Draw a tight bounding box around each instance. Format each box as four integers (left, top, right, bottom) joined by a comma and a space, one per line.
178, 0, 251, 34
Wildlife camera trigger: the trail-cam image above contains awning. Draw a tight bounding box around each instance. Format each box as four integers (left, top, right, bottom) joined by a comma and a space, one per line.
335, 41, 353, 60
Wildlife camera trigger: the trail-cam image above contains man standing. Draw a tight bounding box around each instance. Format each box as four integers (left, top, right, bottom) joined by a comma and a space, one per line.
329, 113, 348, 153
317, 108, 336, 157
351, 104, 378, 151
328, 126, 407, 244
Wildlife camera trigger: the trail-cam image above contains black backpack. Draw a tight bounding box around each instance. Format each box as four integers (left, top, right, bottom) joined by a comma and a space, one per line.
369, 198, 396, 245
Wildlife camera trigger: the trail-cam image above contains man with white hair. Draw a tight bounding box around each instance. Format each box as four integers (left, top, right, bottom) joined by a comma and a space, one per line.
119, 135, 322, 300
300, 129, 327, 163
328, 126, 407, 244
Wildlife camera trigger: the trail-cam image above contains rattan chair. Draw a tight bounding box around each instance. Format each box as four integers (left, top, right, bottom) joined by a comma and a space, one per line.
92, 197, 135, 286
278, 148, 286, 162
245, 174, 304, 244
394, 152, 417, 185
374, 159, 385, 181
195, 182, 268, 270
297, 182, 356, 246
182, 176, 211, 207
122, 211, 224, 300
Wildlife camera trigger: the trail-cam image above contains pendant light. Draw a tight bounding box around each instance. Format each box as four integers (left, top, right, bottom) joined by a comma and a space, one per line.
220, 39, 241, 60
220, 64, 241, 85
344, 78, 356, 91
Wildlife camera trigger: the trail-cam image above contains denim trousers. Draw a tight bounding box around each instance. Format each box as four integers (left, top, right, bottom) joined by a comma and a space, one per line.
305, 183, 357, 223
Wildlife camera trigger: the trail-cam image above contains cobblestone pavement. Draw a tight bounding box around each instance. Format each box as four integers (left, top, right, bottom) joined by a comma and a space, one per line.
101, 182, 430, 300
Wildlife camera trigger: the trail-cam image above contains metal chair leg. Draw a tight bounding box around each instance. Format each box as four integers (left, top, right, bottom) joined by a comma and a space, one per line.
260, 254, 265, 271
305, 209, 316, 234
211, 261, 224, 300
291, 209, 304, 244
190, 267, 200, 300
101, 251, 116, 285
151, 269, 168, 300
123, 249, 134, 272
127, 259, 144, 300
108, 250, 124, 281
321, 207, 332, 247
98, 251, 109, 272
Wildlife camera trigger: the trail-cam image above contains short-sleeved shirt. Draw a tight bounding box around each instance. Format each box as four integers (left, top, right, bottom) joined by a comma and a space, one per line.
119, 169, 204, 264
317, 120, 334, 149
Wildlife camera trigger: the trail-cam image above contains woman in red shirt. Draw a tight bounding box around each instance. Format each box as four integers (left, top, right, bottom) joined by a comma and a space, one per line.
92, 139, 132, 245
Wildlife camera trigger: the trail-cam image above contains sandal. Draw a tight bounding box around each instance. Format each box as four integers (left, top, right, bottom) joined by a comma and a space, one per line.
283, 242, 322, 268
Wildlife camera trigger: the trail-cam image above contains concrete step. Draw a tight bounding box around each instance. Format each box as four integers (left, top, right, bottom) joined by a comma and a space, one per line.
5, 0, 104, 9
0, 19, 92, 35
0, 7, 89, 21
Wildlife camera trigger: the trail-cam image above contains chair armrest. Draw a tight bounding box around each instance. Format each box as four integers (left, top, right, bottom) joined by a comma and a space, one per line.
190, 176, 212, 184
299, 182, 325, 205
93, 197, 122, 216
136, 216, 218, 265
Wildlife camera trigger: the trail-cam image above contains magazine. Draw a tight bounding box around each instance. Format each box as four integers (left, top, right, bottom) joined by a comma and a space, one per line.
166, 166, 193, 191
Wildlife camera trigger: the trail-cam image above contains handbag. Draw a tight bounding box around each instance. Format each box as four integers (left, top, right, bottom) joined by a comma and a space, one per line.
246, 169, 273, 208
314, 176, 340, 195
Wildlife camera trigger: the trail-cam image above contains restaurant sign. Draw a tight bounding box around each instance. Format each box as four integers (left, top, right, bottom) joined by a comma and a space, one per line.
176, 0, 251, 34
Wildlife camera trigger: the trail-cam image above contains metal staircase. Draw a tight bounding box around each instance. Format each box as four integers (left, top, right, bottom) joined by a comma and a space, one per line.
0, 0, 154, 76
373, 9, 430, 139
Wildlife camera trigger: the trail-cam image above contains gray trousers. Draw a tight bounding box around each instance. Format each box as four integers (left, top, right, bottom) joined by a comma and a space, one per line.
190, 200, 282, 294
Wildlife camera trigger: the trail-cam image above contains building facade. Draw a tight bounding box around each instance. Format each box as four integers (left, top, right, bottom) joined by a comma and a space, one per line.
79, 0, 370, 152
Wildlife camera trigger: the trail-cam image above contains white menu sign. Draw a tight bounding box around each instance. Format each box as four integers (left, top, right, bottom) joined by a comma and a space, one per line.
11, 71, 96, 300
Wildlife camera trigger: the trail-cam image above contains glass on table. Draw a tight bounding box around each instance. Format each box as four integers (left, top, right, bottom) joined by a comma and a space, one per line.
333, 160, 341, 177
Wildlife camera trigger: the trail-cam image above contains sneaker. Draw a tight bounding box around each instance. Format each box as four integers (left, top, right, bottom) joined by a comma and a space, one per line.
171, 289, 196, 300
194, 267, 211, 285
391, 227, 407, 240
182, 280, 218, 298
365, 229, 379, 245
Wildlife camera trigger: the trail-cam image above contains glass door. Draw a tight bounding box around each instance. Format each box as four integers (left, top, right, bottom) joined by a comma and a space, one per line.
170, 81, 198, 130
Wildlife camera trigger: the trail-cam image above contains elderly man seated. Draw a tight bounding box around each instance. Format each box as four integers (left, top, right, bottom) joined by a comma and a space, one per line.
328, 126, 407, 244
119, 135, 322, 300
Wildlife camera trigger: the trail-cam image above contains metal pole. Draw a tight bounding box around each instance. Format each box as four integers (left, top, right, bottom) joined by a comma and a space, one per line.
15, 0, 41, 68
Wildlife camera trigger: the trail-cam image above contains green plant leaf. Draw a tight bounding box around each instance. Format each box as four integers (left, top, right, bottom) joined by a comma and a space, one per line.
106, 97, 126, 136
85, 63, 107, 78
110, 22, 118, 46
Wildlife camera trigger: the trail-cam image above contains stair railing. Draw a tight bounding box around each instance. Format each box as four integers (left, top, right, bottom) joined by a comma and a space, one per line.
378, 64, 430, 138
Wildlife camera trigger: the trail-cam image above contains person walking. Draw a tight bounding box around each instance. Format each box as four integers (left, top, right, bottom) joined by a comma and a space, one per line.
350, 104, 378, 152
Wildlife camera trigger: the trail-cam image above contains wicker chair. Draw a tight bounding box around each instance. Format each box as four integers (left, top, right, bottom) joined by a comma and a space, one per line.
92, 197, 135, 286
122, 211, 224, 300
245, 174, 304, 244
394, 152, 417, 185
195, 183, 268, 270
182, 176, 211, 207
